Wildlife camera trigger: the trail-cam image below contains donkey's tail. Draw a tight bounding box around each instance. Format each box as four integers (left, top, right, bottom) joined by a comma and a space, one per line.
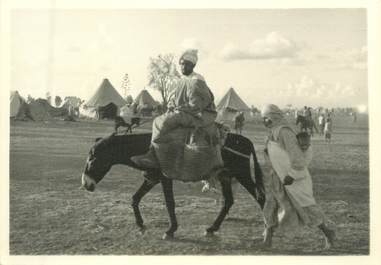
250, 143, 266, 209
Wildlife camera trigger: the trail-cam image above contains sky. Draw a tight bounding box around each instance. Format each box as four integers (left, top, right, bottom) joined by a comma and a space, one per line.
11, 9, 367, 108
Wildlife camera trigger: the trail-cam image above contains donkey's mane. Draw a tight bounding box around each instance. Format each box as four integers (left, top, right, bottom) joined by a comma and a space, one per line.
93, 133, 152, 152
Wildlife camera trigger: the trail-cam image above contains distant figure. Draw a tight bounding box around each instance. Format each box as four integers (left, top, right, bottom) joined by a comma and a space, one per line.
324, 117, 333, 143
114, 116, 132, 134
309, 107, 319, 134
294, 109, 299, 119
64, 105, 76, 122
318, 114, 325, 136
352, 111, 357, 123
114, 116, 141, 134
307, 107, 313, 118
234, 111, 245, 135
296, 114, 318, 137
303, 106, 312, 118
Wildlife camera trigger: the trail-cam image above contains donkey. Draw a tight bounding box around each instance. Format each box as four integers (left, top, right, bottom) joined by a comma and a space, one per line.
81, 132, 265, 240
296, 114, 318, 136
114, 116, 141, 134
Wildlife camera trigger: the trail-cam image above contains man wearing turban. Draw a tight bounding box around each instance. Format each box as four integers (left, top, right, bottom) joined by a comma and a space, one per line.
261, 104, 336, 249
131, 49, 217, 170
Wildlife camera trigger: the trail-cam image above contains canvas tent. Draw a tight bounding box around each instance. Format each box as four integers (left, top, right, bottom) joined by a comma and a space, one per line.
133, 90, 158, 116
10, 90, 69, 121
10, 92, 68, 121
216, 87, 251, 122
10, 91, 23, 118
28, 100, 51, 120
85, 78, 126, 119
27, 99, 68, 121
10, 91, 34, 120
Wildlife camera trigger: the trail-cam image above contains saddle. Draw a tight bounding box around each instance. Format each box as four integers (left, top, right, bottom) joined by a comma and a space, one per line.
153, 123, 228, 182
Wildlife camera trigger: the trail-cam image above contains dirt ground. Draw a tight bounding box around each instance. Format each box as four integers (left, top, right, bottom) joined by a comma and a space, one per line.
9, 114, 369, 255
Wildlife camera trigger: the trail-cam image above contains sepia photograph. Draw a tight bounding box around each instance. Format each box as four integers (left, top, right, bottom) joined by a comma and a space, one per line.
1, 0, 380, 263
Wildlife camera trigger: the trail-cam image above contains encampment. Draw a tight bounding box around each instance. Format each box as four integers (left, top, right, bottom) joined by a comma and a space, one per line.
216, 87, 251, 122
10, 91, 69, 121
84, 78, 126, 120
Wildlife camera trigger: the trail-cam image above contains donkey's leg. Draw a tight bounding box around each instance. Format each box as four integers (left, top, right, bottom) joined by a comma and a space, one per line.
235, 173, 265, 209
205, 174, 234, 236
131, 178, 159, 232
161, 177, 178, 240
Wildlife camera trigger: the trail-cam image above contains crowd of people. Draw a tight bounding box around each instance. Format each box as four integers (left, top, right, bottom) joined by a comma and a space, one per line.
229, 104, 339, 142
131, 49, 336, 250
296, 106, 334, 142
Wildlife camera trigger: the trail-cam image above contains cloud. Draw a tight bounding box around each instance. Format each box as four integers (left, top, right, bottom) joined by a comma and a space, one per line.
279, 57, 308, 66
317, 46, 367, 70
219, 32, 302, 61
278, 76, 361, 107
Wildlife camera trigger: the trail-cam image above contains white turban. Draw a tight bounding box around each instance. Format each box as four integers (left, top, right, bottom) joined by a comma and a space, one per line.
261, 104, 284, 121
179, 49, 198, 65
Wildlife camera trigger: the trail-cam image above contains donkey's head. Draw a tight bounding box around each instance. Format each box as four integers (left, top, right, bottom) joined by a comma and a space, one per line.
296, 114, 304, 125
81, 136, 114, 192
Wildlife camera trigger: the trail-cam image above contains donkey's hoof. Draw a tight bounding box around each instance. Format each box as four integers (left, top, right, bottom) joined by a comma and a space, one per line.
162, 232, 174, 240
204, 230, 215, 237
138, 225, 147, 235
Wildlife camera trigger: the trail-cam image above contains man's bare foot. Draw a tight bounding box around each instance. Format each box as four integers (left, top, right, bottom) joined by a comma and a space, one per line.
261, 228, 273, 248
323, 228, 336, 250
319, 223, 336, 250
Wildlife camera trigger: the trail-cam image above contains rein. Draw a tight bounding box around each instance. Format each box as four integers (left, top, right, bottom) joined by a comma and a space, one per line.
222, 145, 256, 183
222, 146, 250, 159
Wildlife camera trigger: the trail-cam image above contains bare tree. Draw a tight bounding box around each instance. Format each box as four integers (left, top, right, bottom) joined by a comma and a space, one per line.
147, 53, 181, 109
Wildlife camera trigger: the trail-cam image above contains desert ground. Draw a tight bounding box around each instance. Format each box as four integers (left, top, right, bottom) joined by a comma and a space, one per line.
9, 114, 369, 255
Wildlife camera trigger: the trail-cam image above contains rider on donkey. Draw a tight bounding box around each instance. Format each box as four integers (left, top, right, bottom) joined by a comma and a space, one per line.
131, 49, 217, 169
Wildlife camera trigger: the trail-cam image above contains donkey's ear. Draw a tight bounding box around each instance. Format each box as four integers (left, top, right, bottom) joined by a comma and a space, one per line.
95, 137, 102, 142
